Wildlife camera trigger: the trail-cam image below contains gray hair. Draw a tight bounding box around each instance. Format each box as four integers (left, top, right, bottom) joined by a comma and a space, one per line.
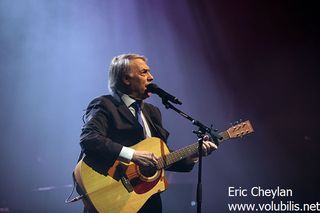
108, 53, 146, 95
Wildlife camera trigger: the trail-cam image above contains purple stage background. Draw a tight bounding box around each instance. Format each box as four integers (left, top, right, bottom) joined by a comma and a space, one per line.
0, 0, 319, 212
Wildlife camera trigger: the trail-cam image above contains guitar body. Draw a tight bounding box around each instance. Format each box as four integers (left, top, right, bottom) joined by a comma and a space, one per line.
74, 137, 170, 213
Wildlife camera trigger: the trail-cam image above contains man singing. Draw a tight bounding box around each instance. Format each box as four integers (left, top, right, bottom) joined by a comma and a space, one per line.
79, 53, 217, 212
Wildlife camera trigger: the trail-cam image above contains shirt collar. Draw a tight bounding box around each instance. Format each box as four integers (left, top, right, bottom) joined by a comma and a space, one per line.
115, 92, 142, 108
121, 93, 136, 108
113, 90, 145, 108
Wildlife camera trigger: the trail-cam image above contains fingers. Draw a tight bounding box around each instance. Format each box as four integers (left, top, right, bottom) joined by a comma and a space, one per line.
202, 141, 218, 156
150, 153, 158, 165
141, 154, 157, 167
202, 143, 209, 156
203, 135, 210, 141
132, 151, 158, 167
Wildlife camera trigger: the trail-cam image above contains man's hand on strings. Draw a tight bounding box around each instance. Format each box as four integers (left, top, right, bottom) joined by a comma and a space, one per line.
192, 135, 218, 161
201, 135, 218, 156
132, 150, 158, 168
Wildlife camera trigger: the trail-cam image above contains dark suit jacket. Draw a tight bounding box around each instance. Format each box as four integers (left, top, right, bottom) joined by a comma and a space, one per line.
80, 95, 195, 172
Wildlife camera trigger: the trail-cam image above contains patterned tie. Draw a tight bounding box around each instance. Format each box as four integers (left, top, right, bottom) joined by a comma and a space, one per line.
132, 101, 146, 138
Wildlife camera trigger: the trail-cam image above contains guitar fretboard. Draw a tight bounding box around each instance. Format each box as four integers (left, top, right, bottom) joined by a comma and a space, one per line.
157, 131, 229, 169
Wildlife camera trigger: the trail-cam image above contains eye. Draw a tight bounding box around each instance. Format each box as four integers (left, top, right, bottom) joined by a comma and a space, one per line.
139, 69, 150, 76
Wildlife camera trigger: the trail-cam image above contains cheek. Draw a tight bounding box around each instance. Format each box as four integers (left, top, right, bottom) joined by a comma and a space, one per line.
130, 78, 144, 89
129, 75, 146, 89
136, 77, 146, 85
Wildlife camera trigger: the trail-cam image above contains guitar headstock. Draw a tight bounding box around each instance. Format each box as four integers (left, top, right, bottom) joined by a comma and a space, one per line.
227, 120, 254, 139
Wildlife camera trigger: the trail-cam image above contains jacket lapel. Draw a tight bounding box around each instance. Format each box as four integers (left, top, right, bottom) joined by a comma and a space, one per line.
142, 107, 168, 141
111, 95, 137, 126
117, 104, 137, 126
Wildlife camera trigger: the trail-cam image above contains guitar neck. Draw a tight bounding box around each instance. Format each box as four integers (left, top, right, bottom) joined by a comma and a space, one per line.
158, 131, 230, 169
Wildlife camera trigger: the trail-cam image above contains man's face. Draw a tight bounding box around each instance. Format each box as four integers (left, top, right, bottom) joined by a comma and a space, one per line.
124, 58, 154, 100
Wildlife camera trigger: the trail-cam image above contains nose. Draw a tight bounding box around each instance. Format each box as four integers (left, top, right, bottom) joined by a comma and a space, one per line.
148, 72, 154, 82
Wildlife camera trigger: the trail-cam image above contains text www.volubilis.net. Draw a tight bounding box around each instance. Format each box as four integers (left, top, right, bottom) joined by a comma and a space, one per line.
228, 201, 320, 212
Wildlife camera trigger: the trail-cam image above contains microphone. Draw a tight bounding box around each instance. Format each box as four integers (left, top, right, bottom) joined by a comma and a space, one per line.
147, 83, 182, 105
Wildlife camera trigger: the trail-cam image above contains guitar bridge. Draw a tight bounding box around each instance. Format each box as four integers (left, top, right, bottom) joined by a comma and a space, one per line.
116, 164, 133, 193
120, 176, 133, 193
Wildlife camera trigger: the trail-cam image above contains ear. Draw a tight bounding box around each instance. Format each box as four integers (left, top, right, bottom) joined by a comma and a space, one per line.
122, 73, 132, 86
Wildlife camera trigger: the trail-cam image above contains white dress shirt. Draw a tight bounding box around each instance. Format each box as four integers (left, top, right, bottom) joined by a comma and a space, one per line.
118, 94, 152, 163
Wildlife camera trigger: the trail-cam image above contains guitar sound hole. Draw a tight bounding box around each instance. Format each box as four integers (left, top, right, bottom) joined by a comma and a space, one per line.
139, 166, 157, 177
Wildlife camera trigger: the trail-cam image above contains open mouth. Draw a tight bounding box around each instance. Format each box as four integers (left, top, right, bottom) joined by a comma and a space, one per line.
145, 86, 152, 96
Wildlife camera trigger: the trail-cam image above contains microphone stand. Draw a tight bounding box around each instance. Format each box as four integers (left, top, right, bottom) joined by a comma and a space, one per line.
161, 99, 222, 213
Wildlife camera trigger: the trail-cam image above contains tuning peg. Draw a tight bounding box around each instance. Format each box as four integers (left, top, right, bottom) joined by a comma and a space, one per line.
231, 121, 237, 126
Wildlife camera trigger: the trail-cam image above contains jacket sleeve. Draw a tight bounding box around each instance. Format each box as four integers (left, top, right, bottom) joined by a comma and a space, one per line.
80, 97, 123, 164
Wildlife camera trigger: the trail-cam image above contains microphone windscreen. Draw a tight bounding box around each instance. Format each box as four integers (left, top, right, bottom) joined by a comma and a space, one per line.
146, 83, 159, 92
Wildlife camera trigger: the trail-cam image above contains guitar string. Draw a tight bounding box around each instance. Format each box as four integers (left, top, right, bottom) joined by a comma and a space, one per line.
124, 145, 198, 178
114, 127, 253, 179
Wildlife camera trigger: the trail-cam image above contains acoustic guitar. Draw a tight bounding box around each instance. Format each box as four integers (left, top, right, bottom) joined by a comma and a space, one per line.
74, 120, 254, 212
